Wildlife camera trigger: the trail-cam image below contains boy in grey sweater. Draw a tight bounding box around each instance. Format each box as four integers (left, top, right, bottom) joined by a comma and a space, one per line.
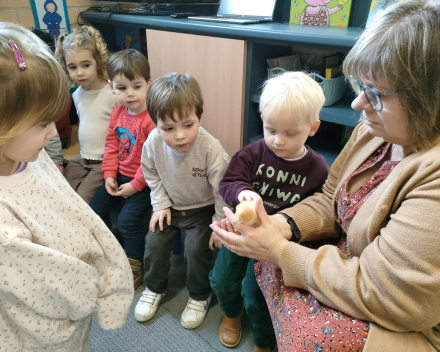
134, 73, 230, 329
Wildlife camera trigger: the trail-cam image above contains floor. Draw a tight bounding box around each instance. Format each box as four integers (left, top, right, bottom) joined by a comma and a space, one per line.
143, 249, 255, 352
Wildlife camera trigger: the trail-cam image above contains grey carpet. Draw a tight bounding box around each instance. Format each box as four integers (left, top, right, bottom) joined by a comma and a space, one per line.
90, 252, 254, 352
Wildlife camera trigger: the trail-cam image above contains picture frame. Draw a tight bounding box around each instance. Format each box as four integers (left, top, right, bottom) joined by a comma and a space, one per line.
289, 0, 354, 27
30, 0, 71, 43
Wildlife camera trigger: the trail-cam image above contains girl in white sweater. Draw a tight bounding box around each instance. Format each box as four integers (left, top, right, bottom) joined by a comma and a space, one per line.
55, 25, 117, 203
0, 22, 133, 351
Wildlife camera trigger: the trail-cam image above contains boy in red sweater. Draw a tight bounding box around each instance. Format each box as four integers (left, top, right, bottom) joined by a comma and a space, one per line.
89, 49, 154, 288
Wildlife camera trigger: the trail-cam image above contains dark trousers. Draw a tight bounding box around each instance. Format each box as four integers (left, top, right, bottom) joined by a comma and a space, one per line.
89, 173, 151, 261
210, 246, 276, 349
143, 205, 214, 301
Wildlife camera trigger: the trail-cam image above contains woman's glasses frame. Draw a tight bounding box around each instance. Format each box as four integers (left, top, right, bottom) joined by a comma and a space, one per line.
349, 76, 395, 112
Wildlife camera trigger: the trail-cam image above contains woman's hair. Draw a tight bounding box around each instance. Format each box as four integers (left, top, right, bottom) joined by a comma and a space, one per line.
107, 49, 151, 83
146, 73, 204, 125
0, 22, 69, 164
343, 0, 440, 150
55, 25, 109, 86
259, 71, 325, 125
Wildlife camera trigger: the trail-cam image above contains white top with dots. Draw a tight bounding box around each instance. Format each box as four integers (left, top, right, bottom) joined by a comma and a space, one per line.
0, 150, 133, 351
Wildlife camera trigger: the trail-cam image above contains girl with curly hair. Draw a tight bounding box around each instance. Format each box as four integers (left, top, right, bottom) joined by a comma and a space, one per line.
56, 25, 117, 203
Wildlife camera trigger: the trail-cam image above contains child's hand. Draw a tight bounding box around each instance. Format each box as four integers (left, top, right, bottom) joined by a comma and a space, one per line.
209, 232, 222, 250
150, 208, 171, 232
115, 182, 138, 198
105, 177, 119, 196
238, 190, 261, 202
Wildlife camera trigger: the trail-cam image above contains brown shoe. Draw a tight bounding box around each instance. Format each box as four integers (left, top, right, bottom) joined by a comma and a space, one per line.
128, 258, 144, 289
219, 315, 242, 348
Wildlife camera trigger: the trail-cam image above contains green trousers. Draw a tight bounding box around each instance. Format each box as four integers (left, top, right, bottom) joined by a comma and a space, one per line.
209, 246, 276, 349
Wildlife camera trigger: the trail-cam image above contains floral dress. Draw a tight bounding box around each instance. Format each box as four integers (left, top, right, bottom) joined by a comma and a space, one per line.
255, 143, 400, 352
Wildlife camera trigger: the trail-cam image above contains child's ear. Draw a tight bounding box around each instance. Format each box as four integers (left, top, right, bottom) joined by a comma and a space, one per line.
260, 114, 264, 121
108, 80, 115, 95
308, 120, 321, 137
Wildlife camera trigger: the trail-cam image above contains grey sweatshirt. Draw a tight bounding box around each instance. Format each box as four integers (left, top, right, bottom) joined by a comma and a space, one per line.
45, 127, 64, 165
141, 127, 231, 222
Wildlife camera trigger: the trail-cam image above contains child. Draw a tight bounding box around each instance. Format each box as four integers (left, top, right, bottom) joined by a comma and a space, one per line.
0, 22, 133, 351
55, 25, 117, 203
89, 49, 154, 289
209, 72, 330, 352
134, 73, 231, 329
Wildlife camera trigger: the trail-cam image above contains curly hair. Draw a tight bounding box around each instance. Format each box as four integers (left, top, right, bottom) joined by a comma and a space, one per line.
55, 25, 109, 87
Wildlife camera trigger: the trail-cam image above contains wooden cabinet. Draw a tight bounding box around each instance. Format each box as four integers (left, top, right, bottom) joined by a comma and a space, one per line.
146, 29, 247, 157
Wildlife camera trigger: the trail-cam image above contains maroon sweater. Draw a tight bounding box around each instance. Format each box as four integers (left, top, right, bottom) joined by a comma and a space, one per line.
219, 139, 330, 215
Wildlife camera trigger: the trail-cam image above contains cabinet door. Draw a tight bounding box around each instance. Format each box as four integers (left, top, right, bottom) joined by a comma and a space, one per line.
146, 29, 247, 157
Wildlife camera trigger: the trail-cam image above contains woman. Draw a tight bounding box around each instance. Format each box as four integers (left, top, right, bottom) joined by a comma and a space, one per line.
211, 0, 440, 351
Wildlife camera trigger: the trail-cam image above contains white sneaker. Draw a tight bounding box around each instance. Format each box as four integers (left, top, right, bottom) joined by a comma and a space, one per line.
134, 287, 165, 322
180, 295, 211, 329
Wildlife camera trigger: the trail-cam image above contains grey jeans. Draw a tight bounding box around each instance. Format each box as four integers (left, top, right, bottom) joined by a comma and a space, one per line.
143, 205, 215, 300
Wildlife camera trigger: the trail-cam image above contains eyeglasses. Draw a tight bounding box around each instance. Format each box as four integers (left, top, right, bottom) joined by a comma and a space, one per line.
349, 76, 395, 112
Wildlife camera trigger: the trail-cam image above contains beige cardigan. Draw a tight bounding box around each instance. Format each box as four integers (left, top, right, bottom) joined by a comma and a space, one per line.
281, 122, 440, 352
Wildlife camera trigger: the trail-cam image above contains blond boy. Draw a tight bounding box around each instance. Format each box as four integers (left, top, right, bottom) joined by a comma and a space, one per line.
210, 72, 330, 352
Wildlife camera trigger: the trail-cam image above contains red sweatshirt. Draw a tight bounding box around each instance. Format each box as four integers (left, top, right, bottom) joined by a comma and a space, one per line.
102, 106, 155, 191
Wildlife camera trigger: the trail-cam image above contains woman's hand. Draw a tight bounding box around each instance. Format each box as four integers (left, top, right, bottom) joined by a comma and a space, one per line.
210, 198, 289, 266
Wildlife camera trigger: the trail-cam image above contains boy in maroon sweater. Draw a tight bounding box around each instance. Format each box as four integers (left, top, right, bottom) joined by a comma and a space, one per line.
210, 72, 330, 352
89, 49, 154, 289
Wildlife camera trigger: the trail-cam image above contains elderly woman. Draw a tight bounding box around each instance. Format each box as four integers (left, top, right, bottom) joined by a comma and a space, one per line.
211, 0, 440, 351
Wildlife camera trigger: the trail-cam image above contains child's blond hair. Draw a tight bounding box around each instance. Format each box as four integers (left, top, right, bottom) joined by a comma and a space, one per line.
55, 25, 109, 87
146, 73, 204, 125
259, 71, 325, 125
0, 23, 69, 164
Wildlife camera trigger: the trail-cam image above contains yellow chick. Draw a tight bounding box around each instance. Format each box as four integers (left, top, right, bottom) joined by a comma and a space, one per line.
235, 201, 258, 226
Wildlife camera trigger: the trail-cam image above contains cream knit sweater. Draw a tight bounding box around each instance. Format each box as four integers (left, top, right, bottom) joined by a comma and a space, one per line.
281, 122, 440, 352
0, 151, 133, 351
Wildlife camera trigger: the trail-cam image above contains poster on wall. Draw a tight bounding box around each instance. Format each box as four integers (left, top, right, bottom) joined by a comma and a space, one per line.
115, 25, 141, 52
30, 0, 71, 43
289, 0, 353, 27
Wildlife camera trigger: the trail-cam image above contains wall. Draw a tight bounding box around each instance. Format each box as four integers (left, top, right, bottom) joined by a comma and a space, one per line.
0, 0, 94, 30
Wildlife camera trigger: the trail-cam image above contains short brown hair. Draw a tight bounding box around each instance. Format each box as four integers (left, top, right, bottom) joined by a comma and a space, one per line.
343, 0, 440, 150
55, 25, 109, 87
0, 23, 69, 164
146, 73, 203, 125
107, 49, 150, 83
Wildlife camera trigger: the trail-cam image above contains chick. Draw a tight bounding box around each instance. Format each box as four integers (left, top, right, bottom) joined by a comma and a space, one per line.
235, 200, 258, 226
